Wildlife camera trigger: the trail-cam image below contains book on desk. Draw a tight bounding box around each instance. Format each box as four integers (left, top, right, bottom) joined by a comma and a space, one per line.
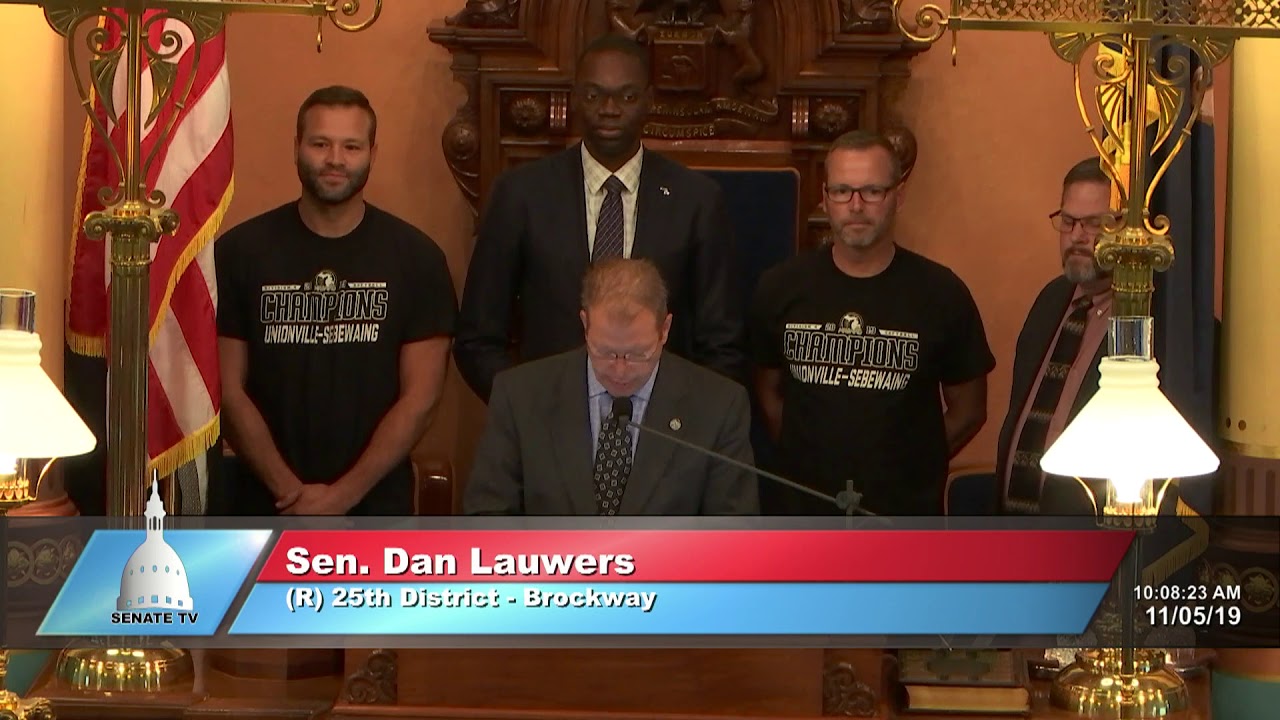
894, 649, 1031, 716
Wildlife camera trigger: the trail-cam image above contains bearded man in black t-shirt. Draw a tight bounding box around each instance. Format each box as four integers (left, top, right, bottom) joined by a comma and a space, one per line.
213, 86, 457, 516
749, 130, 995, 516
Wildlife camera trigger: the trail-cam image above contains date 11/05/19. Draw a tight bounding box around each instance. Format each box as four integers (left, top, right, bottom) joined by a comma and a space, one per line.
1145, 604, 1242, 627
1134, 584, 1240, 602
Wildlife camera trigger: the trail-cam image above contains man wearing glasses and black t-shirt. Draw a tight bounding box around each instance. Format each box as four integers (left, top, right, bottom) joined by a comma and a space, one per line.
749, 130, 995, 516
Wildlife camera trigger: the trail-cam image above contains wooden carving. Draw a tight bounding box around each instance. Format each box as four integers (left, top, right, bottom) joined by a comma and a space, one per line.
342, 649, 398, 705
428, 0, 926, 248
446, 0, 522, 28
603, 0, 774, 140
608, 1, 764, 94
839, 0, 893, 33
822, 661, 879, 716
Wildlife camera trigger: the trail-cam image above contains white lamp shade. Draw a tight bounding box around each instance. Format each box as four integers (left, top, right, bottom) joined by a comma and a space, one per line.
0, 329, 97, 459
1040, 357, 1219, 486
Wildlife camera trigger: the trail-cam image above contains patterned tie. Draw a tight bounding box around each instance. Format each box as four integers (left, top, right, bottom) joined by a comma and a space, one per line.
592, 175, 626, 262
1006, 295, 1095, 512
592, 397, 633, 515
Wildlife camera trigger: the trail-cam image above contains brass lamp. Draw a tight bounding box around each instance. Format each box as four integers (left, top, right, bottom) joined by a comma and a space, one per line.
0, 289, 97, 509
0, 288, 98, 719
1039, 316, 1220, 718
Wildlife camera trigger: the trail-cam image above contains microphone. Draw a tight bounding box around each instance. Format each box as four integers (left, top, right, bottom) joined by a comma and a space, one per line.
612, 396, 633, 426
624, 416, 878, 517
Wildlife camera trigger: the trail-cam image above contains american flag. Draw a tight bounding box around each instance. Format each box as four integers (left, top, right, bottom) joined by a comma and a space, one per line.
66, 8, 233, 513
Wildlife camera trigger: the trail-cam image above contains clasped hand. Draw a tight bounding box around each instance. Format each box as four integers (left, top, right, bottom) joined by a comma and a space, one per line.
276, 482, 354, 515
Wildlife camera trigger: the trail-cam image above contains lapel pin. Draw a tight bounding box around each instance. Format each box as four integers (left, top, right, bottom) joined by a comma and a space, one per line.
669, 418, 681, 431
660, 186, 670, 196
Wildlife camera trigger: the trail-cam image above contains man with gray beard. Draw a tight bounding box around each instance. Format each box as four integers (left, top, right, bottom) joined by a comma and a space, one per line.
997, 158, 1117, 514
749, 130, 994, 515
215, 86, 456, 515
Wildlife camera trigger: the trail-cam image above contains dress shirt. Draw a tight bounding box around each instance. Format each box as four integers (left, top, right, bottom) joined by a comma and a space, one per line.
587, 358, 660, 462
582, 144, 643, 258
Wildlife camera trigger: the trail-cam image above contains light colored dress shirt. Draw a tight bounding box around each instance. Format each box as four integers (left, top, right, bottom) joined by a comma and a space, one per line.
587, 358, 660, 462
582, 144, 644, 258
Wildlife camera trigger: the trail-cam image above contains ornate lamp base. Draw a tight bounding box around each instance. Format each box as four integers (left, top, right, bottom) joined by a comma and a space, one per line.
55, 647, 193, 693
0, 648, 55, 720
0, 688, 55, 720
1051, 648, 1190, 718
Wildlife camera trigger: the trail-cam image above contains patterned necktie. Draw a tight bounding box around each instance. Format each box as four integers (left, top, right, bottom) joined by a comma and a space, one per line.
1006, 295, 1095, 512
592, 175, 626, 262
592, 397, 633, 515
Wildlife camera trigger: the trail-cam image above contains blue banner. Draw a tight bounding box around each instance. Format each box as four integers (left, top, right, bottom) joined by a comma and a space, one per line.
226, 582, 1108, 636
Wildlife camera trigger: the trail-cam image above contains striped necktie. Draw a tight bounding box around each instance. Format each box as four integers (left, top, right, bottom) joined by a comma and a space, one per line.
1006, 295, 1095, 512
592, 175, 625, 261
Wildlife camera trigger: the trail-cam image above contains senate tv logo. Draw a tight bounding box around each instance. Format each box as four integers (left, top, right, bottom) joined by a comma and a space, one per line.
111, 481, 197, 626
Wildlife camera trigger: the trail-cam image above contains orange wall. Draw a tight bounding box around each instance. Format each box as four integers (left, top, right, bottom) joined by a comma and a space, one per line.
54, 2, 1233, 493
895, 28, 1098, 470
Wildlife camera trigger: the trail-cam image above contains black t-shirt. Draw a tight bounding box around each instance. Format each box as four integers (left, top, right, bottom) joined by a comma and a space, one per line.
749, 245, 995, 515
215, 202, 457, 515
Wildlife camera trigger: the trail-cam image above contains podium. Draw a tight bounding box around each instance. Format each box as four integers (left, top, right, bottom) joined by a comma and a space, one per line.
329, 648, 888, 719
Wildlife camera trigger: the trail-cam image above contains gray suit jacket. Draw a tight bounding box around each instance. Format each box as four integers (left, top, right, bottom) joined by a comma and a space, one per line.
463, 348, 759, 515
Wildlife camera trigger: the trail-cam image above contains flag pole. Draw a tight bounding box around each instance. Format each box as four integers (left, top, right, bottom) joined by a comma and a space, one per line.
0, 0, 385, 698
0, 0, 383, 510
101, 7, 176, 520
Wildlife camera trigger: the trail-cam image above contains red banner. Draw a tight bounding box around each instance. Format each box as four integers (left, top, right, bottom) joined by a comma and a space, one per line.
257, 530, 1134, 583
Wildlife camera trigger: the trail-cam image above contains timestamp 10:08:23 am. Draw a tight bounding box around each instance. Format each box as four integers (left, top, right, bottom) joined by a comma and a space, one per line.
1136, 584, 1244, 628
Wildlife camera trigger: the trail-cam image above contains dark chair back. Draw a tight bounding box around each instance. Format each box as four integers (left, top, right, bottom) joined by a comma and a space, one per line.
700, 168, 801, 494
945, 467, 999, 515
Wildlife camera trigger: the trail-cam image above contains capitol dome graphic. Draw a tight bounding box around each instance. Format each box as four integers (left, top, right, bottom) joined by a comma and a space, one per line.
116, 480, 193, 611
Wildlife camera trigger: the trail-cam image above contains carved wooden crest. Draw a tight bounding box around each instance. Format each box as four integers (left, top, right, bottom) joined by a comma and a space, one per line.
605, 1, 773, 139
839, 0, 894, 33
446, 0, 522, 28
428, 0, 925, 249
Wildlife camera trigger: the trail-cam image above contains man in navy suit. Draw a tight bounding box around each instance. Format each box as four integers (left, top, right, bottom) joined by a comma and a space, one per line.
454, 33, 746, 402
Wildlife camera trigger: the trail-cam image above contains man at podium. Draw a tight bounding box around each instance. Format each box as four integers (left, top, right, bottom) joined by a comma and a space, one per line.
463, 258, 759, 515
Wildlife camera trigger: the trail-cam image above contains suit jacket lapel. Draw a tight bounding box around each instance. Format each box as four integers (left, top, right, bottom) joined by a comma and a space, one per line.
632, 154, 673, 259
550, 349, 598, 514
563, 145, 591, 275
620, 361, 685, 513
1013, 281, 1076, 421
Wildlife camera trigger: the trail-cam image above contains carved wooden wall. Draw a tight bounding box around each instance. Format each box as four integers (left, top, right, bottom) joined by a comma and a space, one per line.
428, 0, 925, 250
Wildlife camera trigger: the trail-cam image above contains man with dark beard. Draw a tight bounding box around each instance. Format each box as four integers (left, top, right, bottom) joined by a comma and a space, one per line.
213, 86, 456, 515
749, 130, 995, 515
996, 157, 1117, 514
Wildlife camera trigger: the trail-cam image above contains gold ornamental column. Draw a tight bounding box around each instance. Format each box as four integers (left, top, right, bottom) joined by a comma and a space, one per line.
1211, 37, 1280, 717
0, 5, 64, 367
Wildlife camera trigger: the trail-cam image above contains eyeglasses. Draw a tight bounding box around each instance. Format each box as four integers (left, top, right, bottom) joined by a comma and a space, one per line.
586, 343, 659, 365
1050, 211, 1113, 233
824, 183, 898, 204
